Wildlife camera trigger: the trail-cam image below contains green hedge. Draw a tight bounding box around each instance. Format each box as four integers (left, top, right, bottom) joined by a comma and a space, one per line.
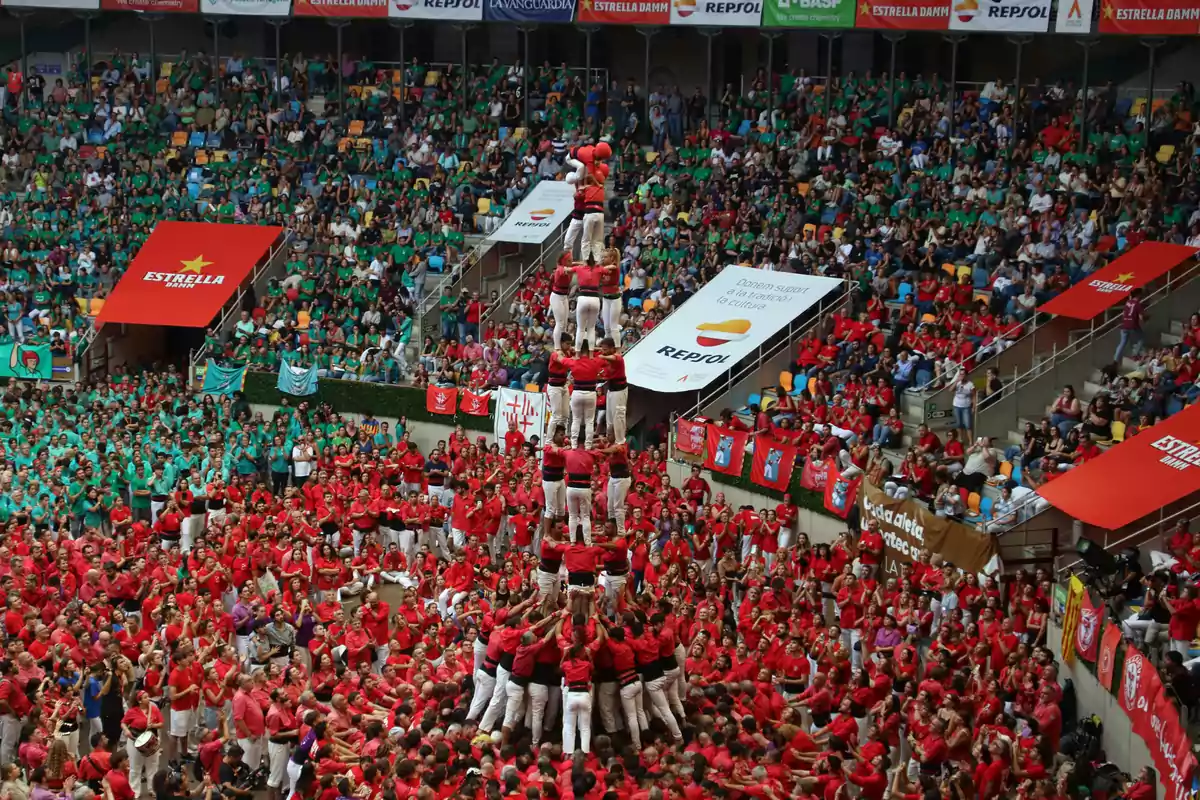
242, 371, 495, 433
700, 454, 832, 517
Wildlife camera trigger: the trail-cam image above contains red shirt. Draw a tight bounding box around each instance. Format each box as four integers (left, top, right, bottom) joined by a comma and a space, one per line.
563, 544, 602, 574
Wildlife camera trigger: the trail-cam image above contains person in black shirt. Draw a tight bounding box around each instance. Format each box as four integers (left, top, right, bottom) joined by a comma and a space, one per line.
218, 745, 253, 800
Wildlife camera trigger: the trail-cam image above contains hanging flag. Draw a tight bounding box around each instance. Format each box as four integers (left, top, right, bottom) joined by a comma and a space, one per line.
704, 425, 750, 476
750, 434, 798, 493
276, 362, 318, 396
1062, 575, 1085, 665
823, 460, 861, 519
494, 388, 547, 452
1075, 580, 1101, 662
1097, 620, 1122, 690
675, 418, 707, 456
799, 458, 830, 492
461, 389, 492, 416
426, 385, 458, 415
201, 360, 246, 396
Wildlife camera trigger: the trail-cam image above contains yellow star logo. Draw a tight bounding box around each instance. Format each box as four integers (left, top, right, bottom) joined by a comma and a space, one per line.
1102, 1, 1114, 18
178, 256, 213, 274
859, 1, 870, 14
582, 0, 591, 7
1114, 272, 1135, 284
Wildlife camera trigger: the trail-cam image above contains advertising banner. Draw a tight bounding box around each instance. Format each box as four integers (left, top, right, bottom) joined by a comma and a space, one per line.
0, 0, 99, 8
855, 0, 949, 27
1040, 242, 1197, 320
484, 0, 576, 21
0, 343, 52, 381
1099, 0, 1200, 34
100, 0, 198, 10
294, 0, 388, 15
1119, 646, 1198, 800
625, 267, 841, 393
1036, 402, 1200, 529
669, 0, 764, 26
859, 482, 999, 575
576, 0, 670, 22
491, 180, 577, 244
389, 0, 482, 20
201, 0, 290, 12
948, 0, 1052, 32
96, 222, 284, 329
762, 0, 854, 25
1055, 0, 1093, 30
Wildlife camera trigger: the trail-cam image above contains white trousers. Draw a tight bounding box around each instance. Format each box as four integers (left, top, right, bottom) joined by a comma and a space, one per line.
550, 292, 570, 350
600, 572, 627, 607
575, 296, 601, 350
619, 681, 645, 749
607, 476, 630, 533
479, 665, 511, 731
536, 568, 561, 604
563, 690, 593, 754
526, 683, 550, 745
267, 741, 291, 790
564, 218, 584, 260
580, 212, 604, 262
547, 384, 569, 437
238, 735, 264, 771
466, 668, 496, 721
663, 667, 686, 718
606, 387, 628, 444
643, 675, 682, 740
542, 479, 566, 518
570, 390, 597, 447
566, 487, 593, 544
501, 679, 526, 729
601, 297, 622, 347
126, 740, 160, 799
596, 682, 621, 734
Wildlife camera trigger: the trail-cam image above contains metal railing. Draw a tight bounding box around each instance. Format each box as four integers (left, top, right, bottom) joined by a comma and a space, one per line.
417, 234, 492, 342
975, 257, 1200, 435
188, 228, 294, 372
1056, 497, 1200, 578
674, 284, 853, 423
479, 227, 567, 329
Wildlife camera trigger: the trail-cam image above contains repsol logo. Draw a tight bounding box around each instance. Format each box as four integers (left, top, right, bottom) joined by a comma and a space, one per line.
703, 1, 759, 11
987, 2, 1047, 16
656, 345, 731, 364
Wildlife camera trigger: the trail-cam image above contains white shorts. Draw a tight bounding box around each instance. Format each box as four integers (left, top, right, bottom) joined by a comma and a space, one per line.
169, 708, 194, 738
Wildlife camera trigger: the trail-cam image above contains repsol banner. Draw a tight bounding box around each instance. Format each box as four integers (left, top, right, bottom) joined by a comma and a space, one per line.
859, 482, 998, 575
948, 0, 1052, 32
389, 0, 482, 18
669, 0, 763, 25
624, 266, 842, 393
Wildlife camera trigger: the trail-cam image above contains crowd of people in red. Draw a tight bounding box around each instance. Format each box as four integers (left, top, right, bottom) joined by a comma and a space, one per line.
0, 379, 1157, 800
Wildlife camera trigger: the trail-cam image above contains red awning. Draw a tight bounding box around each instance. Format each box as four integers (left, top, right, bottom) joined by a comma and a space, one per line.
1038, 242, 1197, 321
1037, 403, 1200, 529
97, 222, 284, 328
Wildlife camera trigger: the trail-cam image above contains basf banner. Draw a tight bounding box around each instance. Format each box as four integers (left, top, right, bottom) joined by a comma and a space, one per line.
1, 0, 99, 8
669, 0, 763, 25
1099, 0, 1200, 33
856, 0, 949, 27
202, 0, 290, 13
484, 0, 576, 21
390, 0, 481, 17
762, 0, 855, 26
576, 0, 670, 23
101, 0, 197, 10
491, 180, 577, 245
1055, 0, 1093, 30
949, 0, 1052, 30
294, 0, 388, 15
625, 267, 842, 393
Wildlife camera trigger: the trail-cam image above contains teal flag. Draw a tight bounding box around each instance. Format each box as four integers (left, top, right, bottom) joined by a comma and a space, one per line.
277, 362, 318, 396
0, 343, 52, 380
202, 359, 247, 396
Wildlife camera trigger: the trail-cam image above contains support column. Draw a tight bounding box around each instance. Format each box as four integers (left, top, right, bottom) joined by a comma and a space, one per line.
1077, 38, 1098, 153
15, 12, 30, 92
455, 24, 474, 114
883, 32, 904, 128
207, 17, 225, 93
389, 20, 413, 127
1142, 37, 1164, 151
267, 18, 287, 112
77, 11, 98, 102
1007, 35, 1032, 124
142, 14, 162, 92
944, 34, 967, 115
329, 19, 351, 117
699, 28, 720, 128
518, 25, 537, 126
820, 32, 841, 118
637, 26, 660, 127
762, 31, 782, 116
